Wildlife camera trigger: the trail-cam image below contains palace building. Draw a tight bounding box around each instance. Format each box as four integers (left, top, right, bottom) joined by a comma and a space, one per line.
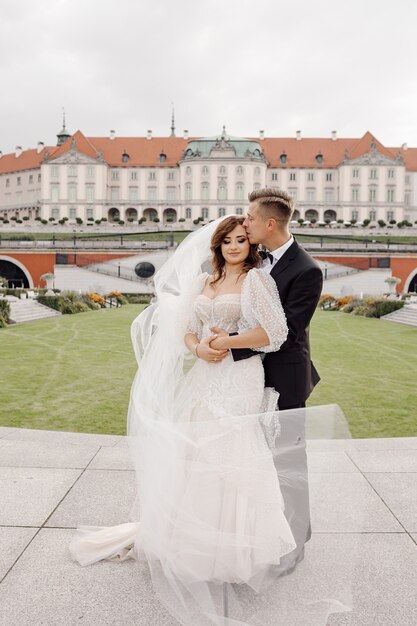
0, 119, 416, 225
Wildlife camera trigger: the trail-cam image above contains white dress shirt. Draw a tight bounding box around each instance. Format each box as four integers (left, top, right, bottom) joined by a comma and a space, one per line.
262, 235, 294, 274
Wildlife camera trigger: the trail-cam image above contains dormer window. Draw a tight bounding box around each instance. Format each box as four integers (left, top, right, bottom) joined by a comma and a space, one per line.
159, 152, 167, 163
122, 152, 130, 163
253, 149, 261, 157
315, 152, 324, 164
185, 148, 193, 157
280, 152, 287, 164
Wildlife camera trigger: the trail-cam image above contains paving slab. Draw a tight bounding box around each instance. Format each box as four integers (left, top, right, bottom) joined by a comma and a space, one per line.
88, 445, 133, 470
309, 473, 403, 532
0, 467, 82, 527
0, 439, 100, 469
307, 450, 359, 473
3, 427, 122, 447
0, 527, 38, 579
349, 436, 417, 451
347, 449, 417, 473
0, 427, 17, 439
365, 473, 417, 533
0, 528, 177, 626
46, 469, 137, 528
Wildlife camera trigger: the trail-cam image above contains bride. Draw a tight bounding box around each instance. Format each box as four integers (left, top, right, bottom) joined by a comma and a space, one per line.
70, 216, 347, 626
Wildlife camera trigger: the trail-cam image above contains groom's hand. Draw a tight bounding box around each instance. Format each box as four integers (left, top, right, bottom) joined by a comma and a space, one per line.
209, 326, 229, 351
197, 336, 228, 362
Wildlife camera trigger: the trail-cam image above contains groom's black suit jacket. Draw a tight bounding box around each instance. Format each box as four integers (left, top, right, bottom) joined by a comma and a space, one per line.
232, 239, 323, 408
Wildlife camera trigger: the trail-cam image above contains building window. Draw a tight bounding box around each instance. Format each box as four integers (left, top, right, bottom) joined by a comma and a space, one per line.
236, 183, 244, 200
388, 169, 395, 179
201, 165, 209, 176
6, 178, 10, 187
352, 169, 360, 178
236, 208, 243, 215
147, 187, 156, 202
351, 188, 359, 202
17, 177, 21, 186
236, 166, 244, 176
5, 193, 11, 206
217, 184, 227, 200
370, 169, 378, 179
86, 185, 95, 201
15, 191, 22, 204
219, 166, 227, 176
29, 174, 33, 184
307, 190, 315, 202
111, 171, 119, 181
289, 172, 296, 181
369, 188, 376, 202
111, 187, 120, 202
69, 207, 77, 219
166, 187, 176, 202
51, 185, 59, 202
68, 165, 77, 177
185, 183, 192, 201
28, 190, 35, 204
185, 207, 191, 219
186, 166, 192, 177
325, 190, 333, 202
387, 188, 395, 202
280, 153, 287, 164
351, 210, 359, 221
405, 175, 410, 185
218, 207, 226, 217
130, 171, 138, 181
202, 207, 209, 219
129, 187, 138, 202
167, 171, 175, 181
51, 166, 59, 178
69, 185, 78, 202
51, 207, 60, 220
325, 172, 332, 182
369, 210, 376, 221
271, 172, 279, 181
149, 171, 156, 181
315, 153, 323, 164
405, 192, 410, 206
38, 174, 41, 182
201, 182, 209, 200
87, 166, 94, 178
254, 166, 261, 177
387, 210, 394, 221
288, 188, 297, 200
86, 207, 94, 219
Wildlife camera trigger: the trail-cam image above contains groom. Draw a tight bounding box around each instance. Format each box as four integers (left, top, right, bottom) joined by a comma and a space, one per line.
213, 187, 323, 574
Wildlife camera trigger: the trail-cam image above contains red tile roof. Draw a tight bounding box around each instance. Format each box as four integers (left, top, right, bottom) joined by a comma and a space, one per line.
0, 147, 53, 175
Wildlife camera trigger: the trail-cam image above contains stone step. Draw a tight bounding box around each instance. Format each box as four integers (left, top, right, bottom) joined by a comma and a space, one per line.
381, 305, 417, 328
9, 300, 61, 324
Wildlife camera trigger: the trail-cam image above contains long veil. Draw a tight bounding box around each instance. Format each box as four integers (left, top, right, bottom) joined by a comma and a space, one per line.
124, 218, 353, 625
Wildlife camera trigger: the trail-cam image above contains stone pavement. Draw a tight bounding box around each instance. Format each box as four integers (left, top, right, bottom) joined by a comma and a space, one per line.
1, 426, 417, 626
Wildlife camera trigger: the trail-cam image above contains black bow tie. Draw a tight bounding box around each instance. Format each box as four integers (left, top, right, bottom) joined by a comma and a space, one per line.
260, 250, 274, 264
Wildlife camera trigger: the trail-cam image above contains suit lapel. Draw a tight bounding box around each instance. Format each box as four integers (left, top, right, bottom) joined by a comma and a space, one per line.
270, 238, 299, 280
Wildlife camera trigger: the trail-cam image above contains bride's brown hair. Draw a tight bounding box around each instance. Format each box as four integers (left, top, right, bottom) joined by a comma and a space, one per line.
210, 216, 261, 285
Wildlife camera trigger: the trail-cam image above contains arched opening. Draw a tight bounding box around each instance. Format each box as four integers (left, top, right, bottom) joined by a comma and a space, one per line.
126, 208, 138, 220
324, 209, 337, 221
0, 258, 32, 288
405, 268, 417, 293
143, 208, 158, 221
108, 208, 120, 222
292, 209, 300, 220
163, 208, 177, 223
305, 209, 319, 221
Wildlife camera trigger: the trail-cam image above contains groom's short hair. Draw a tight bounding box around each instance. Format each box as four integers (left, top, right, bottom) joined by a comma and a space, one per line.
249, 187, 294, 223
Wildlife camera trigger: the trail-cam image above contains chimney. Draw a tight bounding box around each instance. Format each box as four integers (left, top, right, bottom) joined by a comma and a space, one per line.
402, 142, 408, 151
296, 130, 301, 141
147, 129, 152, 140
331, 130, 337, 141
259, 130, 265, 141
15, 146, 22, 157
0, 151, 2, 159
37, 141, 44, 153
183, 129, 189, 140
110, 130, 116, 140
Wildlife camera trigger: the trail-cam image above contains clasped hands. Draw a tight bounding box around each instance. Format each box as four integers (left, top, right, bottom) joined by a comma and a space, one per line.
197, 326, 230, 362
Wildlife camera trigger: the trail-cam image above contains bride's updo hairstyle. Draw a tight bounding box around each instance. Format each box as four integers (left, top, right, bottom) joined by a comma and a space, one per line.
210, 216, 261, 285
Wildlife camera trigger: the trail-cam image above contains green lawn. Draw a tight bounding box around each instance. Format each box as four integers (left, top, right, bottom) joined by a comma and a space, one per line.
0, 306, 416, 438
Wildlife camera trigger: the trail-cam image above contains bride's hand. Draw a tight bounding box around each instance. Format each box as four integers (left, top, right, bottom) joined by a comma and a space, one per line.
209, 327, 229, 351
197, 336, 228, 362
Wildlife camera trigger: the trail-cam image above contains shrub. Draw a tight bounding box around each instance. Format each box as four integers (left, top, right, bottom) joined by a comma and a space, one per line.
139, 217, 147, 224
76, 218, 83, 225
41, 219, 48, 224
101, 217, 107, 222
193, 218, 200, 225
86, 292, 105, 307
178, 218, 185, 222
127, 217, 134, 222
363, 219, 371, 226
123, 293, 152, 304
377, 220, 386, 227
60, 300, 89, 314
23, 216, 30, 221
352, 305, 377, 318
0, 314, 8, 328
35, 216, 42, 221
341, 298, 361, 313
95, 219, 101, 224
374, 300, 404, 317
318, 294, 337, 310
37, 295, 63, 311
389, 219, 396, 225
153, 217, 160, 223
107, 290, 128, 305
88, 217, 94, 222
0, 299, 11, 323
3, 219, 9, 224
335, 295, 353, 310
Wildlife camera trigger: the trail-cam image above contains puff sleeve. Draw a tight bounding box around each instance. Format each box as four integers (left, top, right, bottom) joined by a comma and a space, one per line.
239, 268, 288, 353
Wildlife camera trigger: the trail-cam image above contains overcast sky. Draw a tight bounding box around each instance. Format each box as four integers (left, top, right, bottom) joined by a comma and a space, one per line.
1, 0, 416, 153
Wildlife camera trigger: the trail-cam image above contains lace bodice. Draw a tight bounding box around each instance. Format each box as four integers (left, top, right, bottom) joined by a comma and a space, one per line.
187, 268, 288, 353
